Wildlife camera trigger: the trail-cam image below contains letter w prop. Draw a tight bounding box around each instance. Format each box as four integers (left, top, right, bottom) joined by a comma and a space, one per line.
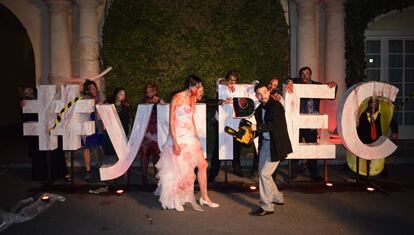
96, 104, 153, 181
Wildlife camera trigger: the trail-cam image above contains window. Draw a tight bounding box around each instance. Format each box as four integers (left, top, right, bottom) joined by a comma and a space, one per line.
366, 40, 381, 81
365, 39, 414, 126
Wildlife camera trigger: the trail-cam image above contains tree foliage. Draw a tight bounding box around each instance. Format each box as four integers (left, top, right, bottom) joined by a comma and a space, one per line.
102, 0, 289, 105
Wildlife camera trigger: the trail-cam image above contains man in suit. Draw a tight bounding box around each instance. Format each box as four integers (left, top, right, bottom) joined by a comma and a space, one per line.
250, 84, 293, 216
285, 66, 337, 181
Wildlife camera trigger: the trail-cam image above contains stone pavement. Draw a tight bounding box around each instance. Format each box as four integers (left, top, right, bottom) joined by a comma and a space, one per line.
1, 128, 414, 234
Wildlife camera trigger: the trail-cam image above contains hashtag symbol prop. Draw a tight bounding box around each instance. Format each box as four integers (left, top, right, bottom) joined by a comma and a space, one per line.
23, 85, 95, 151
50, 96, 83, 132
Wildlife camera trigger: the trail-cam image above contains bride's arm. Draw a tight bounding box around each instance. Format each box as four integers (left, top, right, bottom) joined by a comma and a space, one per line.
192, 113, 199, 139
191, 97, 199, 139
169, 93, 180, 155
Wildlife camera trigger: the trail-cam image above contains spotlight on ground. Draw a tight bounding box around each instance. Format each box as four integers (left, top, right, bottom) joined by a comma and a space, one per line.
249, 185, 257, 191
41, 194, 50, 202
366, 187, 375, 192
325, 182, 333, 187
116, 189, 125, 196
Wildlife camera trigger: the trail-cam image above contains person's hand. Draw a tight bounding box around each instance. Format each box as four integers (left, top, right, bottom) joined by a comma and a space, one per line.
327, 81, 337, 88
228, 84, 236, 92
251, 124, 257, 131
390, 132, 398, 141
271, 93, 282, 101
173, 143, 181, 155
222, 97, 233, 104
285, 80, 294, 94
20, 100, 27, 108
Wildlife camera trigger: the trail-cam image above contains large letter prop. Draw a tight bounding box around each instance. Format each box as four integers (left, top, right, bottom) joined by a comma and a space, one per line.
97, 104, 206, 181
23, 85, 95, 150
338, 82, 398, 160
218, 84, 259, 160
284, 84, 336, 159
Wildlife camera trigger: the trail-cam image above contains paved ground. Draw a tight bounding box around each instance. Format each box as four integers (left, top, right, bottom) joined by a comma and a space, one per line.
1, 164, 414, 235
1, 129, 414, 235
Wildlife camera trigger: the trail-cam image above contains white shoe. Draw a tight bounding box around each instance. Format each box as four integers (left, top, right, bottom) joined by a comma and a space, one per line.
199, 198, 220, 208
175, 202, 184, 212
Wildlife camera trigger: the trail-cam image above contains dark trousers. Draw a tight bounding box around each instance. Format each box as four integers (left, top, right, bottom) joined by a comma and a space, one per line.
209, 121, 220, 180
29, 137, 68, 181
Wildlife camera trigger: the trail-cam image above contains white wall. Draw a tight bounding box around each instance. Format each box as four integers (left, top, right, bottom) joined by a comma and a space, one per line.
367, 7, 414, 31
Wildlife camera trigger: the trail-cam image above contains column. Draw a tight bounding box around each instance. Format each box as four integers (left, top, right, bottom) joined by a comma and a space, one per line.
296, 0, 319, 78
75, 0, 103, 93
45, 0, 72, 85
324, 0, 346, 132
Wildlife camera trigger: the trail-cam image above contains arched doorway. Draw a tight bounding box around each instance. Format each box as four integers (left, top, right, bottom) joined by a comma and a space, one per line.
0, 3, 35, 131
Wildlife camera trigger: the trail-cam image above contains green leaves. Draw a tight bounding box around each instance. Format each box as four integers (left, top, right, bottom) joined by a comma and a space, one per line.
102, 0, 288, 106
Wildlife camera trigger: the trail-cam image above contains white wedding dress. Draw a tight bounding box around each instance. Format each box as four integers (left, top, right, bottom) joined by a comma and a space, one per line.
154, 104, 202, 211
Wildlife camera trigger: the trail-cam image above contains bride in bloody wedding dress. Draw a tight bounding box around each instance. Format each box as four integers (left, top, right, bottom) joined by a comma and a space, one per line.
154, 75, 219, 212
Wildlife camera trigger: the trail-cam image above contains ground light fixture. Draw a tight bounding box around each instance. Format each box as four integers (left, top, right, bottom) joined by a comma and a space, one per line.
366, 186, 375, 192
116, 189, 125, 196
41, 194, 50, 202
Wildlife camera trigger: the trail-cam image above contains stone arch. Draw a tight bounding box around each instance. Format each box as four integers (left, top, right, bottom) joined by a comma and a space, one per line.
0, 2, 37, 128
367, 6, 414, 31
0, 0, 50, 85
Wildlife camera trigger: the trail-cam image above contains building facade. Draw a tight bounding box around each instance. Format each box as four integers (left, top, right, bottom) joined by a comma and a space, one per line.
1, 0, 412, 138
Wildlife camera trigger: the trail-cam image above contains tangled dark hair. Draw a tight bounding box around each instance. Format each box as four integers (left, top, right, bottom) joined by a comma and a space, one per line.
184, 75, 203, 89
106, 87, 129, 107
298, 66, 312, 77
224, 69, 239, 82
254, 83, 267, 93
82, 79, 98, 97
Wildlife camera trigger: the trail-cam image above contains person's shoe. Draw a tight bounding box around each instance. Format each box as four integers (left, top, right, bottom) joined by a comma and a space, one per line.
64, 175, 72, 183
250, 207, 273, 216
199, 198, 220, 208
174, 202, 184, 212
